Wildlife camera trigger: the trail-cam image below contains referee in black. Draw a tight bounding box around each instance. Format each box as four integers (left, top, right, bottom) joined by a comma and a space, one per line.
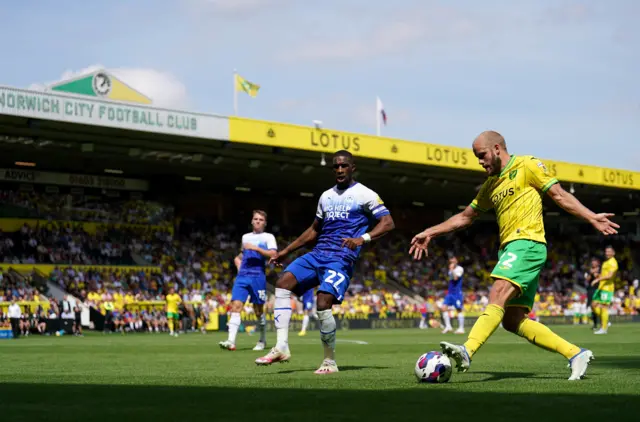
585, 257, 600, 330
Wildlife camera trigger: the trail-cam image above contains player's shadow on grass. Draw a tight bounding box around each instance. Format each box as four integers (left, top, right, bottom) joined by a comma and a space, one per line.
0, 382, 634, 422
594, 356, 640, 370
456, 371, 563, 383
275, 365, 390, 374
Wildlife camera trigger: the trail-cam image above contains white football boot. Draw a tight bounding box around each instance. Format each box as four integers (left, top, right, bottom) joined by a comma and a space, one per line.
440, 341, 471, 372
314, 359, 339, 375
219, 340, 236, 351
255, 347, 291, 365
568, 349, 594, 381
252, 341, 266, 351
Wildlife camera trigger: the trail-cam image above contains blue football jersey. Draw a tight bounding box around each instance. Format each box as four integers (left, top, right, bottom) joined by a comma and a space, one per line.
238, 231, 277, 276
313, 182, 390, 263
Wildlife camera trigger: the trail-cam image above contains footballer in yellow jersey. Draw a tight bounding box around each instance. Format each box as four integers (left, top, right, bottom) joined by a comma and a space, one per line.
166, 288, 182, 336
470, 154, 557, 248
410, 130, 619, 381
591, 246, 618, 334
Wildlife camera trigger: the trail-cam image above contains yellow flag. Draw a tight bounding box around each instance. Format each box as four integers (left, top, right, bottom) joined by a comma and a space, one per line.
235, 74, 260, 98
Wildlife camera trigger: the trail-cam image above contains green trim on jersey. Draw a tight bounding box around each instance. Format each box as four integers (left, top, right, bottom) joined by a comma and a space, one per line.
469, 202, 488, 213
541, 178, 559, 193
499, 155, 516, 177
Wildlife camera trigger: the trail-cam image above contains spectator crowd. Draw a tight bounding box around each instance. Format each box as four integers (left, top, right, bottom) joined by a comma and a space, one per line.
1, 191, 638, 337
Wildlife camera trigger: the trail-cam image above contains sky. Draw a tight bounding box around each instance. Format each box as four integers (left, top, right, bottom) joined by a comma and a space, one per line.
2, 0, 639, 170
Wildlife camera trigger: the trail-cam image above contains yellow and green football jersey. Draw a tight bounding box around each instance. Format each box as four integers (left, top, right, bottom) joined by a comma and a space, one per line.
470, 155, 558, 248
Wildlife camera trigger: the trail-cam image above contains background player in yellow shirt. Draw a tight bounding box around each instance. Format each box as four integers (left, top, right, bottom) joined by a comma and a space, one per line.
410, 131, 619, 381
591, 246, 618, 335
166, 287, 182, 337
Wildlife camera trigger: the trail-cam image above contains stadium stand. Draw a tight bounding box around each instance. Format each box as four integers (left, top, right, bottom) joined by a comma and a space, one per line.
0, 189, 174, 224
0, 188, 638, 335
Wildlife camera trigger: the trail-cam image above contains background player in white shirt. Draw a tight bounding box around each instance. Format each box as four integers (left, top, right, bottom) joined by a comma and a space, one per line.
441, 257, 465, 334
220, 210, 277, 351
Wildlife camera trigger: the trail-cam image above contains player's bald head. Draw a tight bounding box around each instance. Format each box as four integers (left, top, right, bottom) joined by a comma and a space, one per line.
472, 131, 507, 152
472, 131, 510, 176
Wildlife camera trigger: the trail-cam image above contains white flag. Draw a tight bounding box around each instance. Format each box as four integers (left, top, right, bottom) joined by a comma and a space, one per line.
376, 96, 387, 136
376, 97, 387, 125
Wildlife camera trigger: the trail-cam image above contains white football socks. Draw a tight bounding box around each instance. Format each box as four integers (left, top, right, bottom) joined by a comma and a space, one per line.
301, 314, 310, 332
258, 313, 267, 344
274, 288, 292, 350
442, 311, 452, 330
458, 312, 465, 330
227, 312, 241, 344
318, 309, 336, 361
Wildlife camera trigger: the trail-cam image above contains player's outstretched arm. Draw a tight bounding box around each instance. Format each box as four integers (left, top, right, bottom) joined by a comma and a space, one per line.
270, 219, 321, 265
546, 184, 619, 236
409, 206, 478, 260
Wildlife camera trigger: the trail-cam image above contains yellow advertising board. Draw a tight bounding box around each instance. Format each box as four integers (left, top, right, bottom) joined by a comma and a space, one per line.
229, 117, 639, 190
0, 263, 159, 275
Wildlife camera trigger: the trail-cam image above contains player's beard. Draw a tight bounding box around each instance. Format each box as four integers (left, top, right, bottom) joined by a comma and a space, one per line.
491, 155, 502, 176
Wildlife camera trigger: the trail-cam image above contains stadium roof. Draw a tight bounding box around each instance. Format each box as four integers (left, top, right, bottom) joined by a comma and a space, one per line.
0, 80, 638, 217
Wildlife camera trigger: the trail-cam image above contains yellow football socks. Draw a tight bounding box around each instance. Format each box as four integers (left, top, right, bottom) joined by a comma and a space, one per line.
594, 307, 601, 317
516, 318, 580, 359
463, 304, 504, 358
168, 319, 174, 334
600, 307, 609, 330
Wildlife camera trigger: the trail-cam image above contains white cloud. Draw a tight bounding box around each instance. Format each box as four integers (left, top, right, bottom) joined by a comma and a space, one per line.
276, 4, 604, 64
28, 64, 104, 91
277, 6, 490, 62
59, 64, 105, 83
28, 64, 190, 109
109, 68, 190, 109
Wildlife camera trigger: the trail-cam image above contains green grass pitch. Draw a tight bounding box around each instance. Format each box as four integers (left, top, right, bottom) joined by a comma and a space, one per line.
1, 325, 639, 422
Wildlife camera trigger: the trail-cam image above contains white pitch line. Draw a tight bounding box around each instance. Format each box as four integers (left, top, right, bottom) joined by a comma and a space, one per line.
336, 339, 369, 345
294, 339, 369, 345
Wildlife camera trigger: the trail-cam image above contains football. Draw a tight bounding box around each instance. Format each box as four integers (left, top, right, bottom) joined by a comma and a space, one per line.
414, 351, 453, 383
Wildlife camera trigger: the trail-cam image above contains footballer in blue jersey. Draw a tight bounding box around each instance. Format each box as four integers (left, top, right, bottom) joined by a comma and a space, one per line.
441, 256, 466, 334
256, 150, 395, 374
298, 288, 316, 336
220, 210, 277, 352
